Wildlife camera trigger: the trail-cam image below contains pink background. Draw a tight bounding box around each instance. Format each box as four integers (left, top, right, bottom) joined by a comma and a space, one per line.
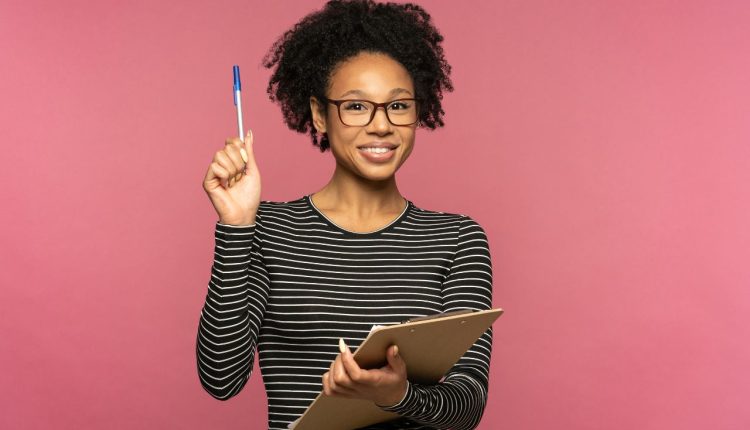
2, 0, 749, 428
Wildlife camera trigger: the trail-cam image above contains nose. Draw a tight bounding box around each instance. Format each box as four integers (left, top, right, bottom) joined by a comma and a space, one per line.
367, 105, 393, 134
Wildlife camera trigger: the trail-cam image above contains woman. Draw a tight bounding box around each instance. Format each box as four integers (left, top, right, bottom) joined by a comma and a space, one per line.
196, 1, 494, 429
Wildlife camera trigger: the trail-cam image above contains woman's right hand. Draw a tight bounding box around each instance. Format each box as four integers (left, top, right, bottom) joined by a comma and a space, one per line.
203, 129, 261, 226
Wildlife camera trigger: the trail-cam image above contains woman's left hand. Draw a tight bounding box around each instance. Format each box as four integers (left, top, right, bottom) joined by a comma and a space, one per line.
322, 339, 408, 407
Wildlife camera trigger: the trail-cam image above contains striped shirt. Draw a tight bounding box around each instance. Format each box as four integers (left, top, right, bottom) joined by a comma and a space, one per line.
196, 194, 494, 430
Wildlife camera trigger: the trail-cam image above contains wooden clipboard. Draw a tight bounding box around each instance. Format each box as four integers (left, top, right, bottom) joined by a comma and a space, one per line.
288, 307, 504, 430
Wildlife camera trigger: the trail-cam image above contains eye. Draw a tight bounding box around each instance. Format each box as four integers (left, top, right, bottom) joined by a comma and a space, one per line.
342, 101, 369, 111
388, 100, 412, 110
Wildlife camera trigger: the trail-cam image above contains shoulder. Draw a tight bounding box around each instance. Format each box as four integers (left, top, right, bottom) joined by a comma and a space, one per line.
409, 203, 490, 253
255, 196, 309, 219
409, 202, 486, 232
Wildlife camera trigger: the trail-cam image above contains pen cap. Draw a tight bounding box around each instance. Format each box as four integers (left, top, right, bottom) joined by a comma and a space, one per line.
233, 65, 241, 91
233, 65, 242, 106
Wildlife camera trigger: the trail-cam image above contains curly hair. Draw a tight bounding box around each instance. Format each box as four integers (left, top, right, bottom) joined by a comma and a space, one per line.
262, 0, 453, 152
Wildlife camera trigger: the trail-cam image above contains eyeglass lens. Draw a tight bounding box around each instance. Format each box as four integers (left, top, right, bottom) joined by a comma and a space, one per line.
338, 100, 417, 126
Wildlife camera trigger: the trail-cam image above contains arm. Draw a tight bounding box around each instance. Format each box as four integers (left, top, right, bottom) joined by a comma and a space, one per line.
379, 215, 494, 429
195, 219, 270, 400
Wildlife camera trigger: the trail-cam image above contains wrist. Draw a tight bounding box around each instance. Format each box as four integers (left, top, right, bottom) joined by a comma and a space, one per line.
218, 215, 257, 227
218, 209, 258, 227
375, 380, 409, 408
218, 220, 256, 227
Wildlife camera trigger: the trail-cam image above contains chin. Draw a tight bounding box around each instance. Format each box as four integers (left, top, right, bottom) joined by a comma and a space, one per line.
360, 169, 397, 182
354, 164, 398, 182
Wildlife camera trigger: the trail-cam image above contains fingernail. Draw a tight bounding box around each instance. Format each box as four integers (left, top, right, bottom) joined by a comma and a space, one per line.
240, 148, 248, 163
394, 345, 399, 356
339, 338, 347, 354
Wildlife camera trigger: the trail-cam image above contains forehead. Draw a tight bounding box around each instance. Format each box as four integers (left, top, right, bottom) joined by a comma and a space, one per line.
327, 52, 414, 99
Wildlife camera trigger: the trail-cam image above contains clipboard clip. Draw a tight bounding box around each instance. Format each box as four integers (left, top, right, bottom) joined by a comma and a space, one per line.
401, 309, 475, 324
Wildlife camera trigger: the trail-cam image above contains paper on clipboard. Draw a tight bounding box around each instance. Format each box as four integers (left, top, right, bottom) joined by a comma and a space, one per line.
289, 307, 504, 430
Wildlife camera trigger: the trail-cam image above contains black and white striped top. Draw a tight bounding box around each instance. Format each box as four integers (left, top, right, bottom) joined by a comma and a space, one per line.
196, 194, 494, 430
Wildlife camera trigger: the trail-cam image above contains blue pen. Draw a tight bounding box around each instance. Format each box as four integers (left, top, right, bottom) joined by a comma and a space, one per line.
233, 65, 245, 142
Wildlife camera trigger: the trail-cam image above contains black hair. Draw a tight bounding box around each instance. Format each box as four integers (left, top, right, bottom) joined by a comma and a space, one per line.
262, 0, 453, 152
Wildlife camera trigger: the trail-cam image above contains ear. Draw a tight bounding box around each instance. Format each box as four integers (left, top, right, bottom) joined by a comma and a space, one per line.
309, 96, 327, 134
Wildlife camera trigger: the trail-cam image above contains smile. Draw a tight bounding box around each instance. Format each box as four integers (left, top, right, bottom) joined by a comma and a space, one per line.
357, 146, 396, 163
359, 147, 393, 153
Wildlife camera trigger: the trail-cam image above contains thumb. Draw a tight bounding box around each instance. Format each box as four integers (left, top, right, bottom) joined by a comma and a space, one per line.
241, 129, 257, 172
386, 345, 406, 373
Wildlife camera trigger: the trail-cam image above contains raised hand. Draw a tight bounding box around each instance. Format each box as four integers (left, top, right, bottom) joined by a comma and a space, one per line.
203, 129, 261, 226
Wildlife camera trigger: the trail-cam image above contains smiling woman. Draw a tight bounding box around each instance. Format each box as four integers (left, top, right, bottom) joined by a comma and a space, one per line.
309, 51, 418, 184
197, 1, 494, 429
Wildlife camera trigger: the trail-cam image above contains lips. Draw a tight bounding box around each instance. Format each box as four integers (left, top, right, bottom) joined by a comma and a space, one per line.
357, 144, 397, 163
356, 142, 398, 149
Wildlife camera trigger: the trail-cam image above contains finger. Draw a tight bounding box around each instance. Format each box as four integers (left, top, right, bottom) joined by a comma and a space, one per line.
339, 340, 367, 384
331, 385, 358, 397
214, 150, 236, 174
214, 151, 240, 187
331, 355, 353, 390
322, 371, 331, 396
242, 129, 256, 173
327, 360, 337, 393
224, 136, 243, 147
328, 371, 358, 397
231, 133, 253, 179
208, 162, 231, 189
237, 136, 248, 180
222, 140, 245, 178
327, 362, 343, 395
322, 371, 353, 397
386, 345, 407, 374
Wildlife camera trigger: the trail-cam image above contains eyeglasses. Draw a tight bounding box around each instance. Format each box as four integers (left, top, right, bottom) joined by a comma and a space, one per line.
321, 97, 419, 127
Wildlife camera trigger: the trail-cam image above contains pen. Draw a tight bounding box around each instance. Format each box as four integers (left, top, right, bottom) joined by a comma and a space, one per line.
233, 65, 244, 142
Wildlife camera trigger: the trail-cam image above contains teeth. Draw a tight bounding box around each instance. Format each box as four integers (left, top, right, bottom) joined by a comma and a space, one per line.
360, 147, 391, 153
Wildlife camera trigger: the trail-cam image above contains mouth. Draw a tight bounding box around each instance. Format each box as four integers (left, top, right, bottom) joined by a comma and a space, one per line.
356, 143, 399, 154
356, 143, 398, 162
357, 146, 396, 154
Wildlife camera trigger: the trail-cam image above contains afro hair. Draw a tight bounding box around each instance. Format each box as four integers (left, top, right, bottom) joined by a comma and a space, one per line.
262, 0, 453, 152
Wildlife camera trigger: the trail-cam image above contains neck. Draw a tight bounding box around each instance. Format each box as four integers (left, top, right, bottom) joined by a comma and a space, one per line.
312, 162, 405, 216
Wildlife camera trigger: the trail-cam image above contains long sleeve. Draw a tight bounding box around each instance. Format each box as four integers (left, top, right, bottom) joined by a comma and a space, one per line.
379, 215, 494, 430
196, 220, 270, 400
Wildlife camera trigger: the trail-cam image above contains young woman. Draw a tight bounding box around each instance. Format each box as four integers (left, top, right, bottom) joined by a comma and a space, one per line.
197, 1, 494, 429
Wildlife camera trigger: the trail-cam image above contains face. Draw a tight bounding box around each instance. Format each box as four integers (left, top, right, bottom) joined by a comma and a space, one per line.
310, 51, 417, 182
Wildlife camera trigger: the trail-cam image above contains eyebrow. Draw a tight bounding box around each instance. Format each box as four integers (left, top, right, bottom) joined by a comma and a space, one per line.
337, 88, 413, 98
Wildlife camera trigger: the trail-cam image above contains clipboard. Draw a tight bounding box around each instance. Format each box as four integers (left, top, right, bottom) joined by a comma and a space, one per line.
288, 307, 504, 430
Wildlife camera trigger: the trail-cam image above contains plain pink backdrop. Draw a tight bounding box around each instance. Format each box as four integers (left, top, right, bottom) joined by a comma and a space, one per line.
2, 0, 749, 429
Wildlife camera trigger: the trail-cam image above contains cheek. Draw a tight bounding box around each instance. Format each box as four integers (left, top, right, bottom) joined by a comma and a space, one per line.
399, 144, 414, 163
399, 132, 416, 154
328, 128, 363, 158
327, 133, 357, 164
327, 121, 356, 143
